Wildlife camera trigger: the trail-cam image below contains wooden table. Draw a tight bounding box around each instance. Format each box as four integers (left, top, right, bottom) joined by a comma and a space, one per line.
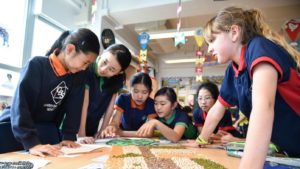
0, 144, 240, 169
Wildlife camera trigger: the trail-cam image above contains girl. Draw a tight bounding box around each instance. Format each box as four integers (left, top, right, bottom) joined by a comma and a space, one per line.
137, 87, 197, 142
193, 82, 241, 139
0, 28, 100, 157
100, 72, 157, 138
189, 6, 300, 169
78, 44, 132, 138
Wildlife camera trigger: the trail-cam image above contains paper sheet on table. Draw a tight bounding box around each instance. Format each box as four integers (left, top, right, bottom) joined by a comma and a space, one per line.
0, 159, 50, 169
61, 144, 109, 155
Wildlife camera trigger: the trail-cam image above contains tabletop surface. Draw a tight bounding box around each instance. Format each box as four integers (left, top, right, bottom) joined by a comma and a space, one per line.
0, 138, 241, 169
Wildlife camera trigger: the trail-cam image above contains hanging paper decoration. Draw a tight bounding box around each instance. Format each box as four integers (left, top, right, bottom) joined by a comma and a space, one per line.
195, 48, 205, 82
138, 32, 150, 72
194, 28, 206, 82
174, 32, 186, 46
101, 29, 115, 49
0, 26, 9, 47
284, 19, 300, 42
91, 0, 97, 24
194, 28, 205, 47
139, 50, 147, 63
174, 0, 186, 47
138, 32, 150, 50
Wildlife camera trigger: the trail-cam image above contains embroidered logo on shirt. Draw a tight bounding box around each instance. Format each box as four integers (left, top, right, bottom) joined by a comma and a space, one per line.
51, 81, 68, 104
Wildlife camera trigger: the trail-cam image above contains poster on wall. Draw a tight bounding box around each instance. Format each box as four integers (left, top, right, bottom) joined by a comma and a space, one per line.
161, 76, 224, 106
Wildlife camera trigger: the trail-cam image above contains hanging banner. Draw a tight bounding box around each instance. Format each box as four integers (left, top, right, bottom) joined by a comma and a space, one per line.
101, 29, 115, 49
284, 19, 300, 42
194, 28, 205, 47
138, 32, 150, 50
139, 49, 147, 62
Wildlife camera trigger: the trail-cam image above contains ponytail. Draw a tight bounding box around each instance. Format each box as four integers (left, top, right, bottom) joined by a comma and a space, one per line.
46, 30, 70, 56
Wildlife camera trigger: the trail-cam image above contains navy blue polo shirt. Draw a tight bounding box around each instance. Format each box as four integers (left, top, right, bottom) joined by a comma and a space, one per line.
114, 93, 157, 131
219, 36, 300, 157
85, 62, 125, 136
157, 109, 197, 139
193, 108, 235, 134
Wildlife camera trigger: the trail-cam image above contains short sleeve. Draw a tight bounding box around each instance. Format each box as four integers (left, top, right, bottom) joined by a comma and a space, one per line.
219, 66, 238, 108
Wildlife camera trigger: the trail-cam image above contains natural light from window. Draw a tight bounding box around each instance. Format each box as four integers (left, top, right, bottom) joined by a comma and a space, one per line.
0, 1, 27, 68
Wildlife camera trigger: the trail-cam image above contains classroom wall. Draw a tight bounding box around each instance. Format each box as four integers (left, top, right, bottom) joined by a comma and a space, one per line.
156, 51, 227, 88
34, 0, 84, 29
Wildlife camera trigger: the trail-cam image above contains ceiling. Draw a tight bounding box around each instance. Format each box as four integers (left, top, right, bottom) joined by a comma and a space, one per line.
101, 0, 300, 63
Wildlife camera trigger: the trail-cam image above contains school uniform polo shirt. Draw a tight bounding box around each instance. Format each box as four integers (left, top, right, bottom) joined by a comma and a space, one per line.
157, 109, 197, 139
85, 63, 125, 136
193, 108, 235, 134
114, 93, 157, 131
219, 36, 300, 157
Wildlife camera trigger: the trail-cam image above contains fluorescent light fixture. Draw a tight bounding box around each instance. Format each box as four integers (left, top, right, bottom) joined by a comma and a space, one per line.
165, 58, 196, 64
148, 28, 197, 40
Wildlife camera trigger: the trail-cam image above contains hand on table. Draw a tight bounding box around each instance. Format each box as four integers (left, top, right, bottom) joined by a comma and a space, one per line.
98, 125, 119, 138
59, 140, 81, 148
181, 139, 200, 148
217, 130, 244, 144
29, 144, 63, 157
136, 119, 156, 137
78, 137, 95, 144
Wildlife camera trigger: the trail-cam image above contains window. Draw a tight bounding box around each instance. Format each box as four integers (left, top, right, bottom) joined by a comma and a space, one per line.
0, 1, 27, 68
31, 18, 63, 57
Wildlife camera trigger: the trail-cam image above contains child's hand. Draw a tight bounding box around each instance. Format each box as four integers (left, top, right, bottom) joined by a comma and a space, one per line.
29, 144, 63, 157
60, 140, 81, 148
181, 139, 200, 148
136, 119, 156, 137
78, 137, 95, 144
99, 125, 118, 138
220, 133, 235, 144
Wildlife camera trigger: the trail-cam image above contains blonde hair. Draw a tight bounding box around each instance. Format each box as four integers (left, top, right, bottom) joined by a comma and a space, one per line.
204, 6, 300, 70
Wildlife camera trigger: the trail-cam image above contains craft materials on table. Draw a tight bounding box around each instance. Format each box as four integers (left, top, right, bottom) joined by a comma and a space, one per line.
0, 159, 50, 169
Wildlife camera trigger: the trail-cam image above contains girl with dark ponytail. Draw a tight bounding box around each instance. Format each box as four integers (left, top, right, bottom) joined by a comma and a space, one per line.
0, 28, 100, 157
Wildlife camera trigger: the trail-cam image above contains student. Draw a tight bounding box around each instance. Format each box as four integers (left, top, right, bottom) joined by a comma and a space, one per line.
137, 87, 197, 142
0, 28, 100, 157
193, 82, 240, 139
100, 72, 157, 138
78, 44, 132, 138
187, 6, 300, 169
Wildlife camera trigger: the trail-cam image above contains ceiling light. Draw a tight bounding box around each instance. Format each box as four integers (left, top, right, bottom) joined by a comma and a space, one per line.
165, 58, 196, 64
148, 28, 197, 40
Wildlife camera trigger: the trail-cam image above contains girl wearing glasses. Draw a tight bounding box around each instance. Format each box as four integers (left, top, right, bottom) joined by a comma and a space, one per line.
193, 82, 241, 140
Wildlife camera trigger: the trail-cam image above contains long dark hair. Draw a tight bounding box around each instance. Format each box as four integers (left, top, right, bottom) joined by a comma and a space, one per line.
105, 44, 132, 71
155, 87, 182, 110
130, 72, 152, 92
46, 28, 100, 57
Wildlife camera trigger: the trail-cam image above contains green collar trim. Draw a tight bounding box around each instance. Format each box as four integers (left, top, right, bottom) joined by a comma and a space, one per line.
159, 110, 176, 125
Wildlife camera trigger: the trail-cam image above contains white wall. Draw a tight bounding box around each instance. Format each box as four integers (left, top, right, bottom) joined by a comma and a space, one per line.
156, 51, 227, 88
34, 0, 84, 29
